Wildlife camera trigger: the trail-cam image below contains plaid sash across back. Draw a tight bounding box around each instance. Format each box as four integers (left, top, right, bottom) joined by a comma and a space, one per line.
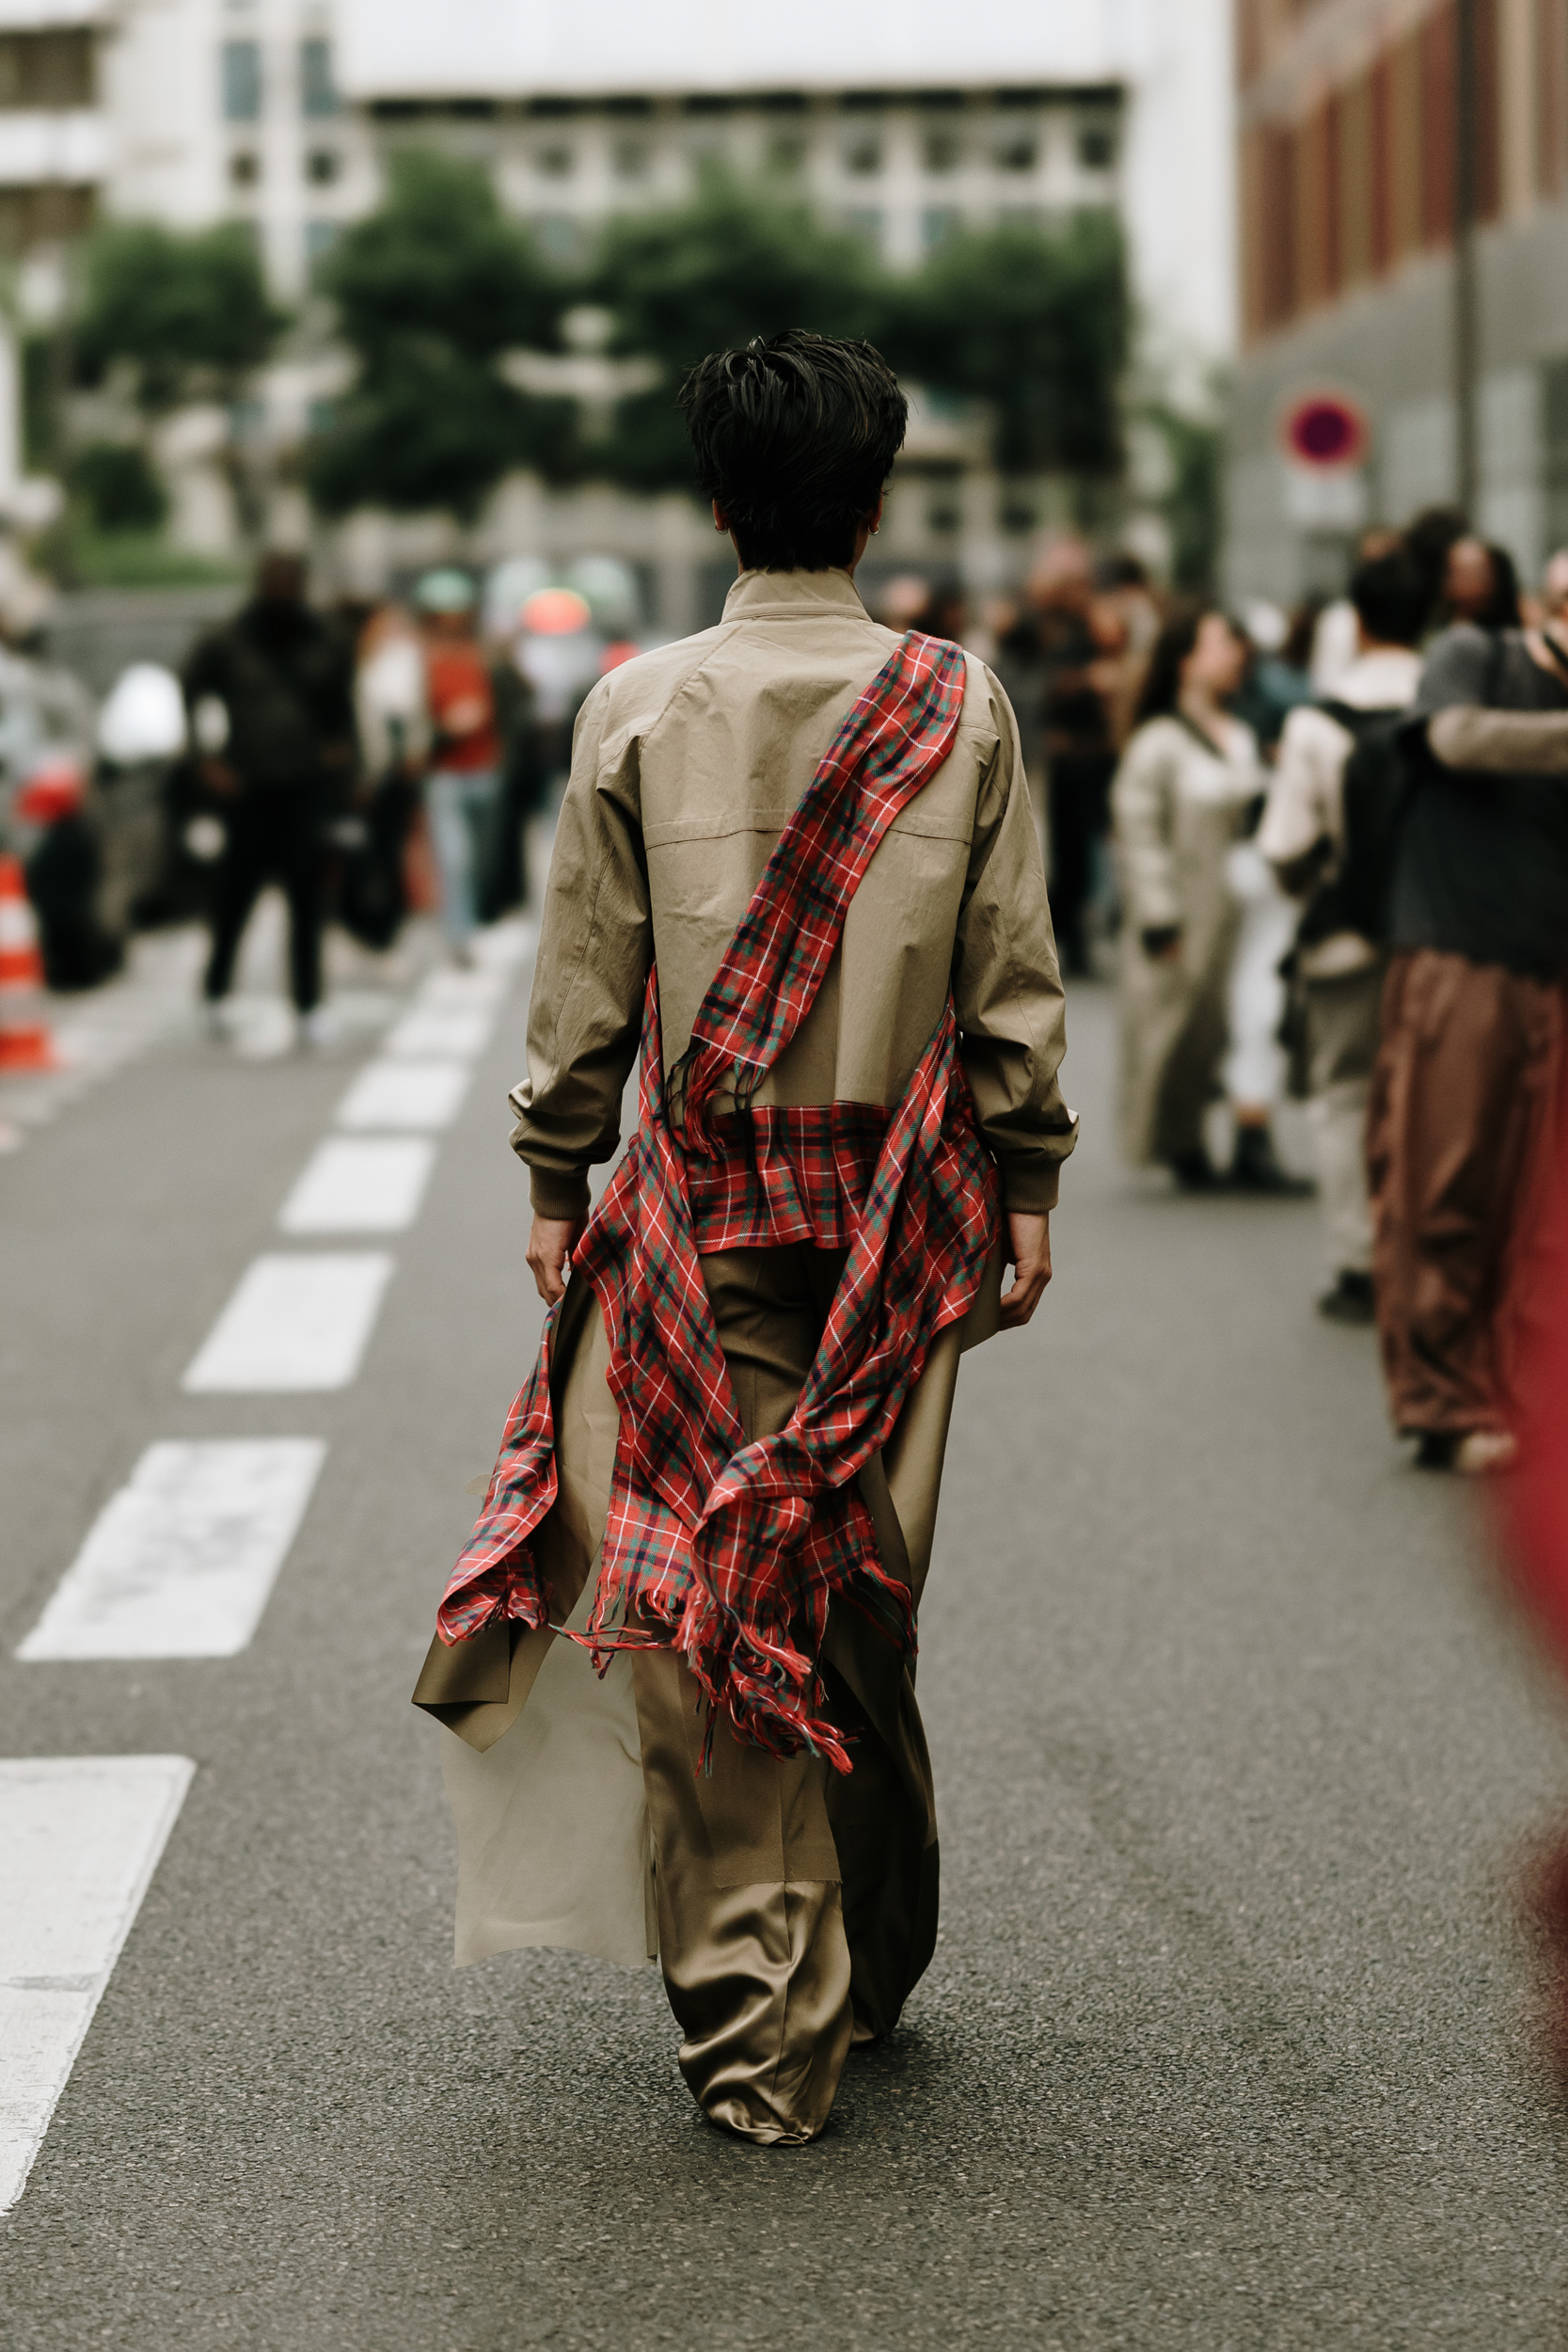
435, 631, 1000, 1767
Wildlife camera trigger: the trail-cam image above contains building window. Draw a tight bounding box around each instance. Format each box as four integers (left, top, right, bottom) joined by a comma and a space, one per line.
304, 219, 339, 265
230, 150, 260, 188
994, 135, 1037, 171
536, 144, 574, 178
922, 205, 960, 251
845, 136, 881, 174
0, 30, 95, 107
300, 37, 337, 119
768, 135, 806, 175
306, 149, 339, 185
612, 138, 648, 179
1078, 121, 1116, 169
923, 130, 960, 172
843, 206, 883, 246
221, 40, 261, 123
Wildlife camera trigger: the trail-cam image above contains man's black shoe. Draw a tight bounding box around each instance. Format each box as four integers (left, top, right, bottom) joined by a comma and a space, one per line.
1230, 1125, 1315, 1196
1169, 1147, 1221, 1191
1318, 1269, 1375, 1325
1413, 1431, 1459, 1470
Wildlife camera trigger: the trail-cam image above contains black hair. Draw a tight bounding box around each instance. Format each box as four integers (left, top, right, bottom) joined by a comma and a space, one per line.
1135, 599, 1234, 725
1476, 541, 1523, 628
678, 330, 908, 572
1350, 548, 1429, 647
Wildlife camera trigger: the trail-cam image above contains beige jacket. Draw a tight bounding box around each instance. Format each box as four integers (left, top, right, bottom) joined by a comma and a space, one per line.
511, 567, 1076, 1219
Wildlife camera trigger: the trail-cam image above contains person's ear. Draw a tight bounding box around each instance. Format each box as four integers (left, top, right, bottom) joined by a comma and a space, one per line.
712, 501, 730, 535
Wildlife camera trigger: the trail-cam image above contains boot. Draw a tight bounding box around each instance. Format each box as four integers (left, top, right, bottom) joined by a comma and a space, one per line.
1230, 1123, 1313, 1196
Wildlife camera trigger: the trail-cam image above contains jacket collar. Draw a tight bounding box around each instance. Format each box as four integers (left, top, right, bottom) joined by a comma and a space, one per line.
721, 567, 873, 623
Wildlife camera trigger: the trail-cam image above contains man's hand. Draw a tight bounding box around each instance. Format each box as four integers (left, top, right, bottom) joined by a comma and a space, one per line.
527, 1213, 587, 1306
999, 1210, 1052, 1329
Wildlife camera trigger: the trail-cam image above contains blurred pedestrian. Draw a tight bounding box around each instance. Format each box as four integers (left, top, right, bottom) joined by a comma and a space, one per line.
1112, 605, 1267, 1187
1259, 548, 1428, 1319
416, 568, 500, 963
1037, 549, 1114, 977
1367, 595, 1568, 1470
342, 602, 430, 954
415, 328, 1074, 2149
1442, 535, 1523, 631
1402, 506, 1468, 634
1310, 532, 1402, 697
182, 551, 356, 1046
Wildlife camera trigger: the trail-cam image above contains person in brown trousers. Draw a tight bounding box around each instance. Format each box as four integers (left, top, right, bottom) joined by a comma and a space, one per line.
1369, 609, 1568, 1471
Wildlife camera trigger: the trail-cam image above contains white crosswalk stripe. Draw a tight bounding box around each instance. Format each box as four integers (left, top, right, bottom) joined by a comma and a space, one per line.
382, 1007, 495, 1060
278, 1136, 436, 1234
182, 1253, 394, 1391
17, 1441, 326, 1661
0, 1756, 194, 2211
333, 1059, 472, 1133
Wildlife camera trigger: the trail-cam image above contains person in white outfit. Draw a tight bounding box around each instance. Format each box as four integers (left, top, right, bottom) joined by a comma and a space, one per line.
1258, 548, 1428, 1319
1115, 605, 1291, 1187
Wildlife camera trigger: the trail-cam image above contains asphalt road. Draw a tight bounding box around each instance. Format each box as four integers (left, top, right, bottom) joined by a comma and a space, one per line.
3, 939, 1568, 2351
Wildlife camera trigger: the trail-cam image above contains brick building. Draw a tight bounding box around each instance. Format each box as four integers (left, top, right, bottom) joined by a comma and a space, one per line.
1225, 0, 1568, 601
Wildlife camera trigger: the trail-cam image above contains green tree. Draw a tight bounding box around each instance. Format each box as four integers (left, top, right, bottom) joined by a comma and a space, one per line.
591, 170, 888, 491
1144, 403, 1223, 592
307, 150, 577, 518
75, 221, 287, 409
886, 213, 1129, 477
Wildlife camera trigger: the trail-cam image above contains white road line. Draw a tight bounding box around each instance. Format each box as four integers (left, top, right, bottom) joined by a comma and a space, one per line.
334, 1059, 472, 1133
278, 1136, 436, 1234
382, 1007, 494, 1060
182, 1253, 393, 1392
17, 1441, 326, 1661
416, 966, 508, 1010
0, 1756, 193, 2212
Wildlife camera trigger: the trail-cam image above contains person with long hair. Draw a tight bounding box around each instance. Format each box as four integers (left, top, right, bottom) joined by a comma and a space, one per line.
1112, 603, 1271, 1187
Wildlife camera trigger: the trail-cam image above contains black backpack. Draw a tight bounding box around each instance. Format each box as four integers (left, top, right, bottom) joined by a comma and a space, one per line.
1297, 702, 1411, 948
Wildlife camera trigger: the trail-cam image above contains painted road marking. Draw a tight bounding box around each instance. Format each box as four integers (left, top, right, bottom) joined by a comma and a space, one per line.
17, 1441, 326, 1661
0, 1756, 193, 2212
416, 966, 508, 1011
382, 1007, 494, 1060
334, 1060, 471, 1133
182, 1253, 394, 1392
278, 1136, 436, 1235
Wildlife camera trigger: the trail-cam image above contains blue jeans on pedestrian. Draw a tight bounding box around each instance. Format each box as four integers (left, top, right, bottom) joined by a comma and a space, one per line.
425, 768, 498, 949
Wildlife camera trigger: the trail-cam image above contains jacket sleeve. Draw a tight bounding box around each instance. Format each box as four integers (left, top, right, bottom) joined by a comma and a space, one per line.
508, 683, 652, 1218
952, 668, 1078, 1215
1428, 705, 1568, 773
1111, 723, 1181, 930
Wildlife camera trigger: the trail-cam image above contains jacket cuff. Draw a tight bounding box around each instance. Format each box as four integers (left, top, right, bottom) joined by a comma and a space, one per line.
527, 1165, 592, 1220
998, 1161, 1060, 1215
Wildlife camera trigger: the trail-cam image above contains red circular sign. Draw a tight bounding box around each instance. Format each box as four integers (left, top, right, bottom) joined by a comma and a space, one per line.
1281, 391, 1370, 469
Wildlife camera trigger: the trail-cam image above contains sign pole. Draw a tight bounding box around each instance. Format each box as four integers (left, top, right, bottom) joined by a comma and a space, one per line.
1454, 0, 1480, 522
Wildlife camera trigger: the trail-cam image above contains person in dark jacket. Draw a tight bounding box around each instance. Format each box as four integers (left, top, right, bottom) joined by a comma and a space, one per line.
182, 551, 356, 1043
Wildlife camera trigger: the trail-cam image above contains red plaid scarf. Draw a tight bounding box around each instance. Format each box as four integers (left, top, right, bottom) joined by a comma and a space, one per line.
436, 631, 1000, 1765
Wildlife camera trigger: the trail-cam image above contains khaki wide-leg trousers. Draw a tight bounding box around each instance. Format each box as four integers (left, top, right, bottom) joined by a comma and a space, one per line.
417, 1242, 969, 2147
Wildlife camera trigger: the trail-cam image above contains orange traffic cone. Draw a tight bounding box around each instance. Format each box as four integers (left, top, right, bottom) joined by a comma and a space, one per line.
0, 851, 58, 1073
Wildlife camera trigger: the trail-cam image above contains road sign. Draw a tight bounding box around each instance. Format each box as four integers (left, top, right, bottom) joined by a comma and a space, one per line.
1280, 389, 1370, 471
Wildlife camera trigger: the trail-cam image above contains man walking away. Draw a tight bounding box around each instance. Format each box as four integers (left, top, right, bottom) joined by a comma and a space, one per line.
414, 330, 1075, 2146
1259, 548, 1427, 1321
416, 569, 501, 963
184, 551, 356, 1045
1367, 589, 1568, 1470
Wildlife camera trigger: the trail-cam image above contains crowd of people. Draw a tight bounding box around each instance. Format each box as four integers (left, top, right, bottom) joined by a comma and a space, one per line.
983, 504, 1565, 1482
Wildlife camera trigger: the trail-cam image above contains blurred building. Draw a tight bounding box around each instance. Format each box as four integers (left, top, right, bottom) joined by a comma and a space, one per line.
101, 0, 372, 297
1226, 0, 1568, 602
325, 0, 1235, 612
